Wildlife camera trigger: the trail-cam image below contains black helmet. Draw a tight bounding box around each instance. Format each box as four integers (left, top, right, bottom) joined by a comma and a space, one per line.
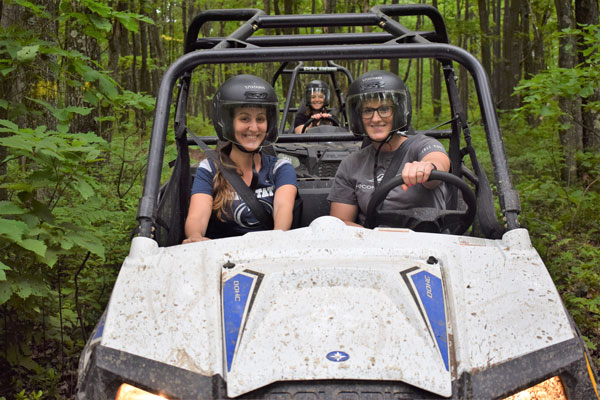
346, 70, 412, 137
212, 74, 279, 148
304, 79, 330, 108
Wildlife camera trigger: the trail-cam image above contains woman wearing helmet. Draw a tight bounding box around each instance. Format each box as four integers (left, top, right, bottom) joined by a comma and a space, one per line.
184, 75, 297, 242
293, 79, 339, 133
328, 70, 450, 227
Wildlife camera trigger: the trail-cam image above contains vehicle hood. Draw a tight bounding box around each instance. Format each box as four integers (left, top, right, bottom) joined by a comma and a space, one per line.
99, 217, 574, 398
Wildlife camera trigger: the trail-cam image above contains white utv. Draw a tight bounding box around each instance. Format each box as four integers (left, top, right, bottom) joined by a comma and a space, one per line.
77, 5, 599, 399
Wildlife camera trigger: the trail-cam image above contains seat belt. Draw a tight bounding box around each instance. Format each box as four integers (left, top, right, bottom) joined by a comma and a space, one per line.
187, 129, 274, 230
377, 134, 413, 188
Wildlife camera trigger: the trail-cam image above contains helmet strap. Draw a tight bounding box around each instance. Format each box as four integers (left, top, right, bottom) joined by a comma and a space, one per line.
234, 142, 262, 154
372, 134, 393, 189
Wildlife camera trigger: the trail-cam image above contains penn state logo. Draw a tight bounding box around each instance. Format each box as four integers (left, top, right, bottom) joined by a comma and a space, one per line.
233, 199, 273, 228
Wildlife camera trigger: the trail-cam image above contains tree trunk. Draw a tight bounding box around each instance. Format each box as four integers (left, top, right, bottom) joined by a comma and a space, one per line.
64, 2, 100, 135
0, 3, 27, 201
555, 0, 583, 184
526, 0, 549, 77
477, 0, 492, 78
149, 8, 165, 97
575, 0, 600, 152
498, 0, 521, 109
139, 2, 151, 94
457, 0, 469, 119
492, 0, 502, 104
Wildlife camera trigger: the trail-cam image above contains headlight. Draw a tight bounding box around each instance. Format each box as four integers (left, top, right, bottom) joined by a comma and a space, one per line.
115, 383, 169, 400
502, 376, 566, 399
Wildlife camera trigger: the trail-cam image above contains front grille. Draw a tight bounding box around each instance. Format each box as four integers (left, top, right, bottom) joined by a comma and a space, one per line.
315, 161, 341, 177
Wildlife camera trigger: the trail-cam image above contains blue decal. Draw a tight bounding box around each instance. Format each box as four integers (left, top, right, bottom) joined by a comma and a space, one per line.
223, 274, 255, 372
326, 351, 350, 362
92, 313, 106, 340
411, 271, 449, 371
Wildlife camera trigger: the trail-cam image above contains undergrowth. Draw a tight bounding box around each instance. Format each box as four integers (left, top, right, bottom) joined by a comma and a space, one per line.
502, 115, 600, 370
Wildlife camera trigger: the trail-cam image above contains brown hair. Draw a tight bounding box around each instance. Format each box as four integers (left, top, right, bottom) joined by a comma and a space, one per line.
211, 142, 242, 221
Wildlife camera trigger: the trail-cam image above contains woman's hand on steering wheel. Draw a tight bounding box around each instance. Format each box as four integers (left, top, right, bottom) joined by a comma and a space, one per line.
401, 160, 438, 190
300, 114, 340, 133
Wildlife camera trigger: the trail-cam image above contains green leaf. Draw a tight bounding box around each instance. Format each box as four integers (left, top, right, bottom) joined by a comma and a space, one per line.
579, 85, 594, 98
0, 119, 19, 131
67, 232, 105, 259
98, 74, 118, 98
0, 260, 11, 281
114, 13, 138, 32
16, 45, 39, 62
31, 198, 55, 224
66, 105, 93, 116
0, 135, 35, 152
18, 239, 47, 258
0, 281, 12, 304
539, 105, 556, 117
43, 247, 60, 267
0, 201, 26, 215
16, 284, 32, 300
1, 66, 16, 76
74, 179, 95, 199
0, 182, 34, 192
84, 90, 99, 106
89, 14, 112, 32
60, 237, 74, 251
0, 218, 28, 242
84, 0, 111, 17
13, 0, 51, 17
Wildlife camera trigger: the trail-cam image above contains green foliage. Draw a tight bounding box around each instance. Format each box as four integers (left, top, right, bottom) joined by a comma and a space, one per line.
0, 0, 154, 397
506, 41, 600, 366
514, 25, 600, 129
1, 0, 599, 396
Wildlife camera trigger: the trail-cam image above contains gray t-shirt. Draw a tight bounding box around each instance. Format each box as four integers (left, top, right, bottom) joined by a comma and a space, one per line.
328, 134, 448, 225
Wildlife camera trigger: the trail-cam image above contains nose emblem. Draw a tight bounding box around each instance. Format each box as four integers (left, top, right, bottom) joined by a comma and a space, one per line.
326, 351, 350, 362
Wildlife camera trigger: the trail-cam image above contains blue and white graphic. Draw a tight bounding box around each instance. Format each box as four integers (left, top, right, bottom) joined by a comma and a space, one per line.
92, 312, 106, 341
233, 198, 274, 228
223, 273, 256, 372
326, 351, 350, 362
411, 270, 449, 371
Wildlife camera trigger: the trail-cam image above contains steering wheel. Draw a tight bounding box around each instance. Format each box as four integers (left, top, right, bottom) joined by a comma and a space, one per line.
364, 171, 476, 235
301, 116, 340, 133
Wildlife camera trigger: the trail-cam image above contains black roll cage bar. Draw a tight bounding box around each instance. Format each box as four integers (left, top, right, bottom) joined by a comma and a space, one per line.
272, 61, 353, 133
137, 4, 520, 238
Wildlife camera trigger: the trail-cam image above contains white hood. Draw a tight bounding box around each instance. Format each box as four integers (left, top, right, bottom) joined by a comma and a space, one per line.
100, 216, 574, 398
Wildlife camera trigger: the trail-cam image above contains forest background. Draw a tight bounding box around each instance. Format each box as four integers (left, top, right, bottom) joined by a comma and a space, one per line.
0, 0, 599, 398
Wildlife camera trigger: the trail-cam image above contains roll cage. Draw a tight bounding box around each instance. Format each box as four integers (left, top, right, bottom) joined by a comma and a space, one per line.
271, 60, 353, 133
138, 4, 521, 245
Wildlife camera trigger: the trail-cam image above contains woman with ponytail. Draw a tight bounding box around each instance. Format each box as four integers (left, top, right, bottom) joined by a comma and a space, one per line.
184, 75, 297, 242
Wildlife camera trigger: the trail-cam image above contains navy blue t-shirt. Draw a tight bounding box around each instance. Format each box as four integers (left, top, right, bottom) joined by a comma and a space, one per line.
191, 153, 297, 238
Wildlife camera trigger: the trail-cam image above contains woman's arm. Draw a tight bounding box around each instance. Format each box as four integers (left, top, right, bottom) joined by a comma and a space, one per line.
272, 184, 297, 230
401, 151, 450, 190
294, 112, 332, 134
330, 202, 362, 227
183, 193, 213, 243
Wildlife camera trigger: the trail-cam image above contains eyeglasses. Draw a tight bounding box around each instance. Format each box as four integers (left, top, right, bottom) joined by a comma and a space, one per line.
361, 105, 394, 119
